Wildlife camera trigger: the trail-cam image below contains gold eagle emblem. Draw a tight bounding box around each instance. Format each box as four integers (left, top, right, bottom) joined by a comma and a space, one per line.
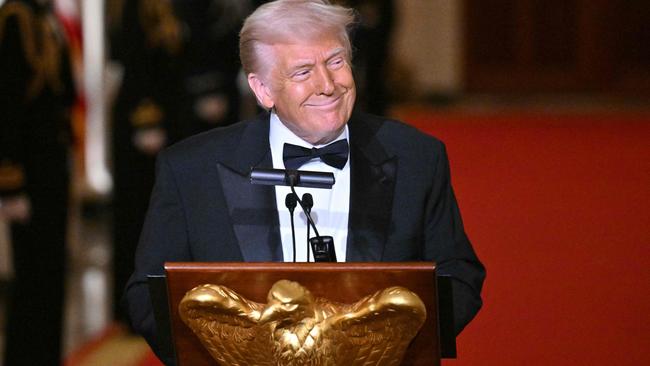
179, 279, 427, 366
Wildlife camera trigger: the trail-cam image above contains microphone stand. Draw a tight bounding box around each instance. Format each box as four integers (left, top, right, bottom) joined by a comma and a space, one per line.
302, 193, 314, 262
285, 193, 298, 262
252, 168, 337, 262
287, 174, 337, 262
289, 185, 320, 238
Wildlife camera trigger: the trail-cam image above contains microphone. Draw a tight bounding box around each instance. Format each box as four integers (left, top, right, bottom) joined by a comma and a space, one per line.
285, 193, 298, 262
291, 188, 336, 262
250, 168, 334, 189
302, 193, 314, 262
250, 167, 337, 262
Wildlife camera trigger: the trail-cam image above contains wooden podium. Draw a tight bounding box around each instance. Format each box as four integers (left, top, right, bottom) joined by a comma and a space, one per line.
164, 262, 441, 366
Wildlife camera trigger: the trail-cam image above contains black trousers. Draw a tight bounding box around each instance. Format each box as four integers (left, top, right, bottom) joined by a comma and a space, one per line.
4, 150, 69, 366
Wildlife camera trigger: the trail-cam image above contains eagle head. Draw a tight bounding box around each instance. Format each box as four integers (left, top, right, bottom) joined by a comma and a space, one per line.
258, 280, 315, 324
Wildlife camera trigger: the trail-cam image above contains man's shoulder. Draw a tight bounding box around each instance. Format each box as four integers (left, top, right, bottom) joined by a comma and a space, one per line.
163, 114, 268, 163
351, 111, 444, 151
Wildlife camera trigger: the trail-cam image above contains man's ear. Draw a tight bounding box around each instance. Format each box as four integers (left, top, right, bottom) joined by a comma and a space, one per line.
247, 73, 275, 110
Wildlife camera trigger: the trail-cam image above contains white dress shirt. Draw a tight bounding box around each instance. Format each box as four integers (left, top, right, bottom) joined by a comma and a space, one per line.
269, 112, 350, 262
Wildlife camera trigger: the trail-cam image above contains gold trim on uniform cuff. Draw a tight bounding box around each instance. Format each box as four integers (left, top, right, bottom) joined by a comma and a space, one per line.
129, 99, 164, 128
0, 162, 26, 191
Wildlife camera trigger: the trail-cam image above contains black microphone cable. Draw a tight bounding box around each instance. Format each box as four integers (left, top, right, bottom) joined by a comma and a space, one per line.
285, 193, 298, 262
302, 193, 314, 262
289, 185, 320, 238
287, 172, 336, 262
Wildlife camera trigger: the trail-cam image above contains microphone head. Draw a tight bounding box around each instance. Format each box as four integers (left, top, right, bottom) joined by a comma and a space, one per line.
302, 193, 313, 210
285, 193, 298, 211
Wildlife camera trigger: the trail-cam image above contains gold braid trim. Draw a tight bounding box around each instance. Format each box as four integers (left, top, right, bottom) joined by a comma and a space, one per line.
0, 3, 64, 100
0, 161, 25, 191
129, 99, 164, 128
35, 15, 64, 96
139, 0, 182, 55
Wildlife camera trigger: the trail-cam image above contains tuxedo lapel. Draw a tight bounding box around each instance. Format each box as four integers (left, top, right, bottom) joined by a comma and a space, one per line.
346, 113, 397, 261
215, 114, 283, 262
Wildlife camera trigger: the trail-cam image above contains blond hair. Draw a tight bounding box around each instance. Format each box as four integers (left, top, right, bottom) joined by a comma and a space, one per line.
239, 0, 356, 76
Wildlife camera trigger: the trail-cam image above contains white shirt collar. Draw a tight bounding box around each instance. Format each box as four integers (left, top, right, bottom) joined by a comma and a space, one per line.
269, 112, 349, 168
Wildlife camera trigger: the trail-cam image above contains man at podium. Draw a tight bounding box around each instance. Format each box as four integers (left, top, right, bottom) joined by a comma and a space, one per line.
125, 0, 485, 362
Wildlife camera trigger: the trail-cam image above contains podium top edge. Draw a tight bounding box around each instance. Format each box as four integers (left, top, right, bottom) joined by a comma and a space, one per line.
164, 262, 436, 272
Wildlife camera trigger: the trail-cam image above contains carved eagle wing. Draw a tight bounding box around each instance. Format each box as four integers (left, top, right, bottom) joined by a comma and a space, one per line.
327, 286, 427, 366
178, 284, 274, 366
179, 283, 426, 366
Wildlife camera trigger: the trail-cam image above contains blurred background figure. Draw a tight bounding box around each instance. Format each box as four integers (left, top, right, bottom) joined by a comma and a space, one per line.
107, 0, 253, 326
339, 0, 396, 115
172, 0, 251, 136
0, 0, 76, 364
108, 0, 184, 325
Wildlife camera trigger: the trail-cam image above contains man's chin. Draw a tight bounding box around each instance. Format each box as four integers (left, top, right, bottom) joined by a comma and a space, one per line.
312, 123, 347, 144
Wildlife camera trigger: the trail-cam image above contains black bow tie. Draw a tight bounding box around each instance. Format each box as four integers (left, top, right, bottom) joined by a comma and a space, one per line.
283, 139, 349, 170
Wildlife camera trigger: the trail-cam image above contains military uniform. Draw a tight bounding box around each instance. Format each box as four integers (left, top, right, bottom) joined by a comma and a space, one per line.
109, 0, 184, 323
343, 0, 396, 115
109, 1, 260, 324
0, 0, 75, 364
172, 0, 249, 136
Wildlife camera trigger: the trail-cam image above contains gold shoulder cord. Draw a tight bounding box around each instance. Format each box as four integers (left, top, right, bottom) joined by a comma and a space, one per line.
138, 0, 182, 55
0, 2, 65, 100
0, 160, 25, 192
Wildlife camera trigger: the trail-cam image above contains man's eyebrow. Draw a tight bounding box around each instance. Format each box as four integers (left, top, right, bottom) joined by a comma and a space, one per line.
287, 47, 348, 72
326, 47, 346, 60
288, 59, 315, 71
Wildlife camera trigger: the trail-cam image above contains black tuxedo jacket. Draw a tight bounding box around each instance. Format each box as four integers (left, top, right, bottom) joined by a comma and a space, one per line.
125, 111, 485, 360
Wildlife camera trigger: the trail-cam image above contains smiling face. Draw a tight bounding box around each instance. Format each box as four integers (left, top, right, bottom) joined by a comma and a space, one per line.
248, 36, 356, 145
